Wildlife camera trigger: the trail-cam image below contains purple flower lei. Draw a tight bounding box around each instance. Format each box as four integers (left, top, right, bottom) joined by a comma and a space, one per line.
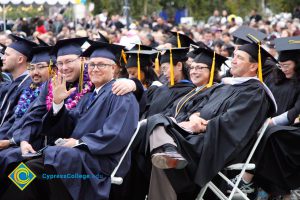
46, 67, 92, 111
15, 83, 41, 118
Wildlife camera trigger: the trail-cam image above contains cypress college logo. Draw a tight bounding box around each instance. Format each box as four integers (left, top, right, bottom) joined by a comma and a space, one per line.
8, 162, 36, 190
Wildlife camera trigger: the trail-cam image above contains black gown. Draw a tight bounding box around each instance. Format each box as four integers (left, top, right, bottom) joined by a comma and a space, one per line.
254, 124, 300, 195
136, 79, 275, 198
142, 80, 195, 118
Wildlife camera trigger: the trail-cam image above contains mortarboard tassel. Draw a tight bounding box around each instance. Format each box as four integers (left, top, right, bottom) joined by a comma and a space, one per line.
177, 32, 181, 48
247, 33, 263, 82
137, 44, 141, 81
170, 48, 175, 86
288, 40, 300, 44
79, 57, 84, 93
154, 52, 160, 75
48, 59, 53, 77
207, 51, 216, 88
258, 42, 263, 82
121, 49, 127, 64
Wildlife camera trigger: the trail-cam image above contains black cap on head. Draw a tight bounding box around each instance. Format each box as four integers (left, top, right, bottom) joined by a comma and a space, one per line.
8, 34, 38, 60
193, 48, 227, 70
52, 37, 88, 57
31, 46, 54, 64
125, 50, 157, 68
187, 42, 210, 58
37, 37, 49, 47
232, 26, 267, 45
97, 32, 109, 43
274, 36, 300, 62
238, 43, 276, 65
166, 31, 197, 48
130, 44, 154, 51
160, 47, 189, 64
81, 41, 124, 62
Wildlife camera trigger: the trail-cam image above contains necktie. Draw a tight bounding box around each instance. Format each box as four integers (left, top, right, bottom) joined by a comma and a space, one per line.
87, 91, 97, 109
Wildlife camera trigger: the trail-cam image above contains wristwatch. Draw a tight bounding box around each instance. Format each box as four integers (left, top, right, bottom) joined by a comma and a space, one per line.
9, 138, 16, 146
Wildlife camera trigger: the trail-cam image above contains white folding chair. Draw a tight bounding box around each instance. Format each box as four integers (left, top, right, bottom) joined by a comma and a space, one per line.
111, 119, 145, 185
196, 118, 270, 200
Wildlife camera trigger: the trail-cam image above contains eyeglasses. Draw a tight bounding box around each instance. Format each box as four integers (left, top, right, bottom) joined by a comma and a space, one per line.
277, 63, 293, 70
56, 57, 79, 68
189, 66, 209, 71
27, 65, 48, 71
88, 63, 114, 70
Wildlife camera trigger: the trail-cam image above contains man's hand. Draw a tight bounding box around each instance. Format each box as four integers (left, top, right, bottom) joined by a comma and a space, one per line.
178, 113, 208, 133
20, 141, 36, 155
62, 138, 78, 148
53, 72, 76, 104
0, 140, 10, 149
112, 79, 136, 95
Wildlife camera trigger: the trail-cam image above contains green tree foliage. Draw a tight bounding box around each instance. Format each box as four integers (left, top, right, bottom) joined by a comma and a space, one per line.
76, 0, 300, 21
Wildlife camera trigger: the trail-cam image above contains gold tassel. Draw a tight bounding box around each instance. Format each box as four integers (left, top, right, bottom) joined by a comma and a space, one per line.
121, 49, 127, 64
154, 52, 160, 75
207, 51, 216, 88
170, 48, 175, 86
137, 44, 141, 81
258, 42, 263, 82
79, 57, 84, 93
48, 59, 53, 77
177, 32, 181, 48
288, 40, 300, 44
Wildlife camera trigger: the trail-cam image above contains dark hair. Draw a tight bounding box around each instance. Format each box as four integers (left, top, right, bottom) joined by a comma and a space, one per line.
213, 67, 221, 83
142, 66, 159, 88
274, 58, 300, 85
174, 61, 190, 80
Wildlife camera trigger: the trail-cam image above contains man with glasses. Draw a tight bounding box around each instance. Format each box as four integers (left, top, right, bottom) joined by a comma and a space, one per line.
0, 43, 55, 197
0, 34, 37, 127
134, 41, 277, 199
2, 41, 139, 200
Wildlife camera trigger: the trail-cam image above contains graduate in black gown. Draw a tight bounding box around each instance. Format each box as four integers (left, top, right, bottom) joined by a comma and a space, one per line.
137, 40, 277, 200
0, 34, 37, 127
230, 26, 278, 81
2, 41, 140, 200
142, 47, 195, 118
249, 36, 300, 198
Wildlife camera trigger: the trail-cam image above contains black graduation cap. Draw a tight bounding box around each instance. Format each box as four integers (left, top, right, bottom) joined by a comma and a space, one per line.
8, 34, 37, 59
130, 44, 154, 51
97, 32, 109, 43
274, 36, 300, 62
187, 42, 210, 59
232, 26, 267, 45
166, 31, 197, 48
125, 49, 157, 68
31, 46, 54, 64
238, 34, 277, 82
81, 41, 124, 62
193, 48, 227, 70
160, 47, 189, 64
37, 37, 49, 47
51, 37, 88, 57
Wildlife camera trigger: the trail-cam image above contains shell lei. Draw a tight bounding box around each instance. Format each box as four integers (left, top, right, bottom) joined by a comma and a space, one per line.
15, 83, 41, 118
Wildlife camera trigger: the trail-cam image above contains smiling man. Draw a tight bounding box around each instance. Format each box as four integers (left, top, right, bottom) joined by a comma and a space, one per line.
2, 41, 139, 200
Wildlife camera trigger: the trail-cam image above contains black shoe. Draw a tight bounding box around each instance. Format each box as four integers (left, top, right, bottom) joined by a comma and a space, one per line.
151, 144, 188, 169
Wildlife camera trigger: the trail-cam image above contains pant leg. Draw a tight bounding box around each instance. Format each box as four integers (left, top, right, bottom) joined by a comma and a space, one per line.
148, 166, 177, 200
149, 125, 177, 152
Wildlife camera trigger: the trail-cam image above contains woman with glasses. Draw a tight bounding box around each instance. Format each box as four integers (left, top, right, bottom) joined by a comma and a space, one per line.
237, 36, 300, 200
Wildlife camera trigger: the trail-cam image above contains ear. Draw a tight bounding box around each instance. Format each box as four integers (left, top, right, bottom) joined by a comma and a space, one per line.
250, 62, 258, 73
17, 55, 25, 64
176, 62, 183, 71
